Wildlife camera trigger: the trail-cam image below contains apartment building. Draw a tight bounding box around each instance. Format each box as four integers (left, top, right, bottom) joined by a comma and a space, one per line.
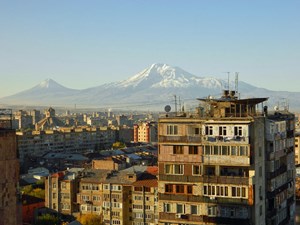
77, 169, 111, 217
0, 109, 20, 225
45, 165, 158, 224
45, 168, 83, 216
134, 122, 158, 143
132, 174, 158, 225
17, 126, 116, 164
157, 90, 295, 225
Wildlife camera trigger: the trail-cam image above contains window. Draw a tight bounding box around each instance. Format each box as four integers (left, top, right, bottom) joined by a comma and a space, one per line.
191, 205, 198, 214
93, 206, 101, 212
134, 186, 143, 192
213, 146, 219, 155
193, 165, 201, 176
61, 182, 66, 189
221, 146, 229, 155
61, 193, 70, 200
112, 185, 122, 191
234, 126, 243, 136
219, 126, 227, 135
231, 146, 237, 156
174, 164, 184, 174
167, 125, 178, 135
187, 185, 193, 194
232, 187, 237, 197
205, 145, 211, 155
173, 145, 184, 154
52, 183, 56, 189
205, 126, 213, 135
176, 185, 185, 193
165, 184, 173, 193
240, 146, 248, 156
206, 166, 215, 176
61, 203, 70, 210
208, 206, 217, 216
133, 204, 143, 209
189, 146, 198, 154
93, 195, 101, 201
195, 127, 200, 135
164, 203, 171, 212
82, 195, 90, 201
176, 204, 185, 213
165, 164, 184, 175
134, 195, 143, 201
52, 193, 56, 199
111, 211, 120, 217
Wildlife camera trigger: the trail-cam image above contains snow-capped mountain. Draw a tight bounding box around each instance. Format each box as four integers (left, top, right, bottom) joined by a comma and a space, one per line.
1, 64, 300, 110
1, 78, 80, 106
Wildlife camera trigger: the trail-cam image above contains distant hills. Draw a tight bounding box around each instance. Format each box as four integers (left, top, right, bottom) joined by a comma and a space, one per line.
1, 63, 300, 111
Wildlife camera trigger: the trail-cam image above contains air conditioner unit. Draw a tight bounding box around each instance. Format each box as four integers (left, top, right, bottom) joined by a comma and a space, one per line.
175, 213, 182, 218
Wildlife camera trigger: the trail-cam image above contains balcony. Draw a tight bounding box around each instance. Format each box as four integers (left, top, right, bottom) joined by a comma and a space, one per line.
159, 174, 249, 185
159, 193, 249, 205
159, 135, 202, 144
205, 135, 248, 143
159, 212, 203, 222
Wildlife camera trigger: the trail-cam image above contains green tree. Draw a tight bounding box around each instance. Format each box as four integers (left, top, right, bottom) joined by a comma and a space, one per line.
112, 141, 126, 149
21, 185, 45, 199
35, 214, 59, 225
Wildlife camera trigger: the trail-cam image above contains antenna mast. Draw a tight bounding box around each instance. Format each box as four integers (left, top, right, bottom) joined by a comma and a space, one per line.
174, 95, 177, 115
227, 72, 230, 90
235, 72, 239, 94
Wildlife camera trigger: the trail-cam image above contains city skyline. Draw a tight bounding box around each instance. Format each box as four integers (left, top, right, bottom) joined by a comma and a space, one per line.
1, 1, 300, 97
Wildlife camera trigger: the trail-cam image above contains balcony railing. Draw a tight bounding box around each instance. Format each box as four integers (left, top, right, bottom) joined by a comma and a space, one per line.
159, 193, 249, 205
159, 135, 202, 143
159, 174, 249, 185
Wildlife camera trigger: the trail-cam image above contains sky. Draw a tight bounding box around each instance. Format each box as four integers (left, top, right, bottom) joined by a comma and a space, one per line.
0, 0, 300, 98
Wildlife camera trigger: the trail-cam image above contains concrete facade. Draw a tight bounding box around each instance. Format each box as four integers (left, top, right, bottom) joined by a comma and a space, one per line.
157, 91, 295, 225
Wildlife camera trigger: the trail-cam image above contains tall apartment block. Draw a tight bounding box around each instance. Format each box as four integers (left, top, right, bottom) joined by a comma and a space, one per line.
134, 121, 158, 143
158, 90, 295, 225
0, 109, 20, 225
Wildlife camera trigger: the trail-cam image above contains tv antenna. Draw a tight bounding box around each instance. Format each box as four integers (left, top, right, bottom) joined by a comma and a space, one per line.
235, 72, 239, 95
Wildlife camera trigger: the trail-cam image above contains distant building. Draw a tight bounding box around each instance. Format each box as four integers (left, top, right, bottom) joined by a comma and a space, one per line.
117, 126, 134, 143
134, 121, 157, 143
92, 157, 126, 171
116, 115, 128, 126
17, 126, 116, 165
35, 107, 65, 130
14, 110, 33, 129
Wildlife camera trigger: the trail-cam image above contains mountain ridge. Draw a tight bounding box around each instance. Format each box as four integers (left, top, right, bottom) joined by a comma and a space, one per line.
1, 63, 300, 111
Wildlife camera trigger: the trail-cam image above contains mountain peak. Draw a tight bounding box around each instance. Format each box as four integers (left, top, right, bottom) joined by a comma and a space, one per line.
37, 78, 67, 89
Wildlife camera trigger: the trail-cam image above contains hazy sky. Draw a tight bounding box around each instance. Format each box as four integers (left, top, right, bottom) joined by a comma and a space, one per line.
0, 1, 299, 98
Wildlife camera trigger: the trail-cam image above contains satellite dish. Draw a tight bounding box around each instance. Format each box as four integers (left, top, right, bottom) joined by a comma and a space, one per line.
164, 105, 171, 113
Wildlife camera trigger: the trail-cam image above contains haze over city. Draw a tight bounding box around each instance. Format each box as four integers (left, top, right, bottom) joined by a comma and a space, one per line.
1, 0, 300, 98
